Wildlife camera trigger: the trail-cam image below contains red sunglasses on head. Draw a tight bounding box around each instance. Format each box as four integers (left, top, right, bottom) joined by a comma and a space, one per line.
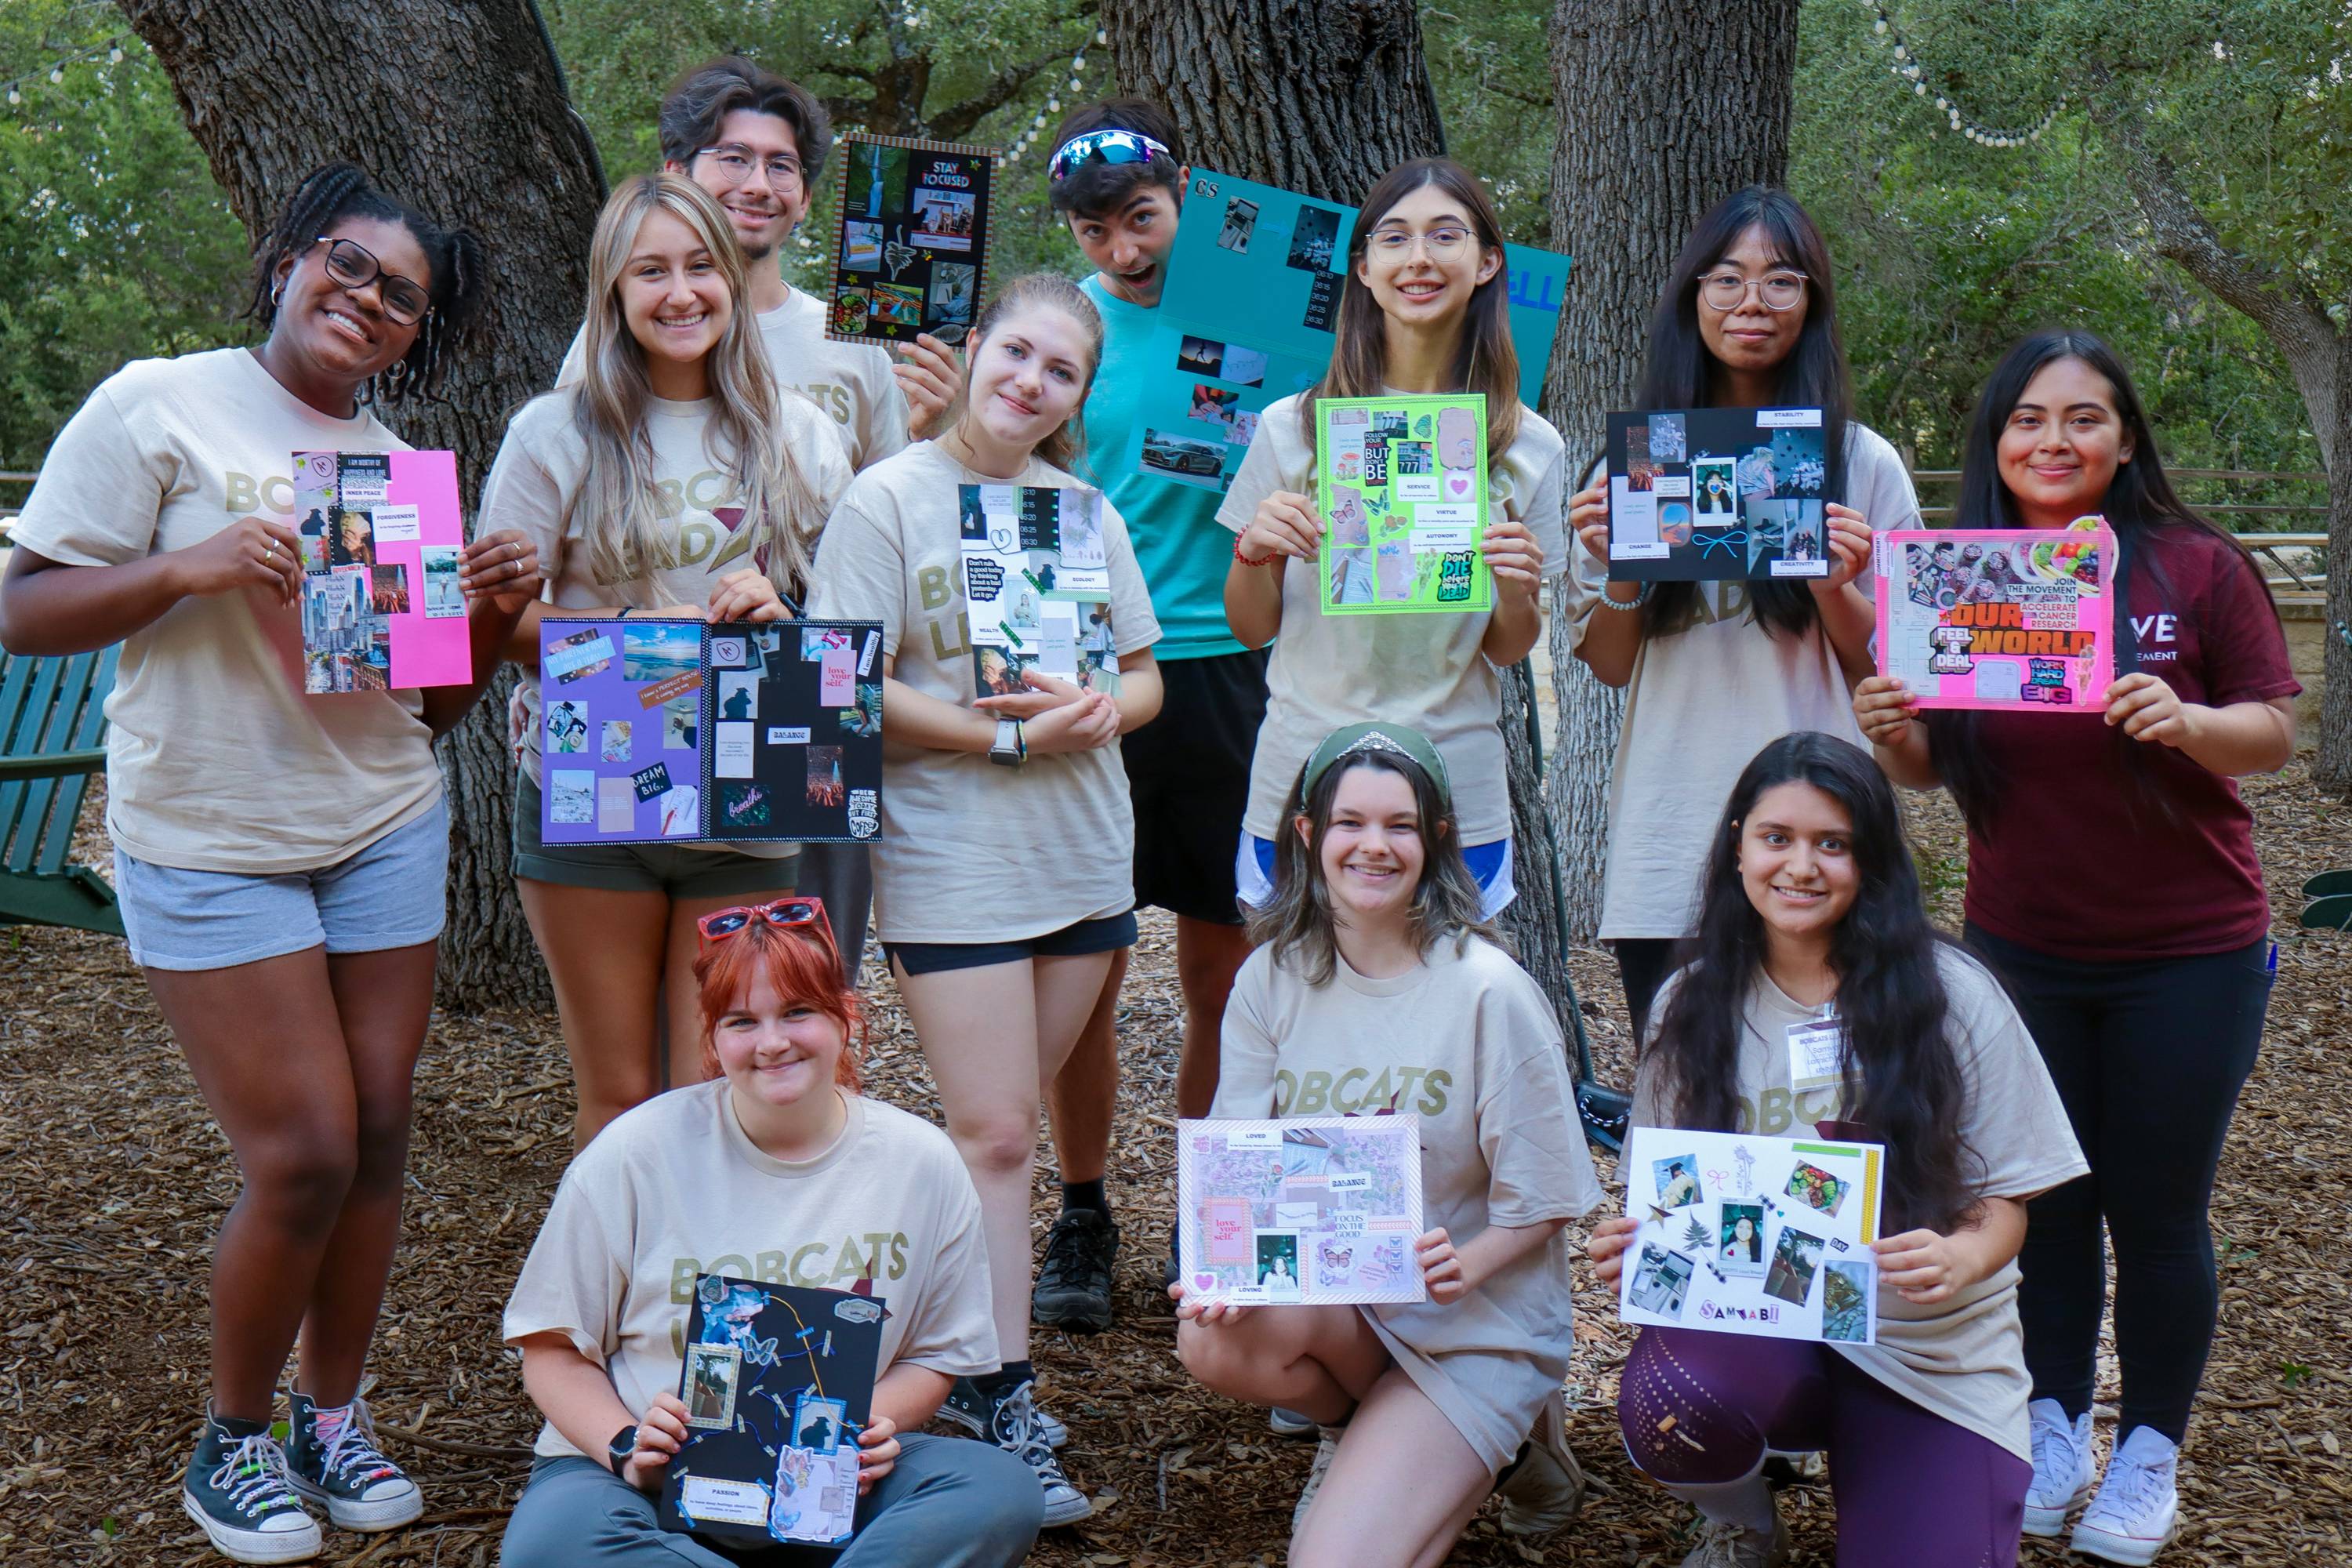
695, 897, 832, 943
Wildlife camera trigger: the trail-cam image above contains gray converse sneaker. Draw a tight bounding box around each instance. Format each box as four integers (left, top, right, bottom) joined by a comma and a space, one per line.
1495, 1394, 1588, 1535
2071, 1425, 2180, 1566
2023, 1397, 2095, 1536
982, 1377, 1091, 1526
182, 1409, 323, 1564
941, 1374, 1067, 1448
1681, 1507, 1790, 1568
285, 1393, 423, 1532
1290, 1423, 1345, 1535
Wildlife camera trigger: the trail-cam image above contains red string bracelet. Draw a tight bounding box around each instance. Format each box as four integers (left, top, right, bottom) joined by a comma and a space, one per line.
1233, 537, 1279, 568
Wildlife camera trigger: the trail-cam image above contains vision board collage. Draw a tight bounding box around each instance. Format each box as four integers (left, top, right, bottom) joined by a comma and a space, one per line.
1603, 406, 1833, 582
538, 618, 884, 845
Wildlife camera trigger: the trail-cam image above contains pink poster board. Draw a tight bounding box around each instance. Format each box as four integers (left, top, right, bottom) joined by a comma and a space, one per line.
1873, 521, 2116, 712
294, 449, 471, 691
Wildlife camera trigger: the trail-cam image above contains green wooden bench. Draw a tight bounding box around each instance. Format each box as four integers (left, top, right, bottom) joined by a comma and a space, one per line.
0, 646, 123, 936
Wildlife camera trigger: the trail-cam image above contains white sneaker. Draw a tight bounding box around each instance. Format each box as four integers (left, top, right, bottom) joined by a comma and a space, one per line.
2071, 1425, 2179, 1566
1680, 1507, 1790, 1568
1290, 1424, 1345, 1535
2023, 1398, 2094, 1536
1495, 1393, 1587, 1536
1268, 1406, 1318, 1439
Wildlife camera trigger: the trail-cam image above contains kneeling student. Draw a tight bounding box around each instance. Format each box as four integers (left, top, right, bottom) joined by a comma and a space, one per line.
1588, 733, 2086, 1568
499, 901, 1042, 1568
1174, 723, 1602, 1567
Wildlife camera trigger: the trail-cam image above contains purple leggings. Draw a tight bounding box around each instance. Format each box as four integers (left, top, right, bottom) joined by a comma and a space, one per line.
1619, 1327, 2032, 1568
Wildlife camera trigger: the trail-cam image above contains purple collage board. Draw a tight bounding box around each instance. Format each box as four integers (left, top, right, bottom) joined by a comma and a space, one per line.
539, 618, 708, 844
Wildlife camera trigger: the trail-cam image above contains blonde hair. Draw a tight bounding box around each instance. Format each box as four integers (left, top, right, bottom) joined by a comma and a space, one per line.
944, 272, 1105, 476
569, 174, 826, 594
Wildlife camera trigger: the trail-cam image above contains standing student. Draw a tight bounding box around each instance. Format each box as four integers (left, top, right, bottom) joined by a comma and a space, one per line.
1223, 157, 1566, 923
0, 163, 537, 1564
554, 55, 966, 984
1029, 99, 1269, 1331
1588, 731, 2087, 1568
499, 904, 1043, 1568
1853, 331, 2297, 1566
1563, 187, 1922, 1045
1175, 724, 1602, 1563
808, 273, 1164, 1525
484, 174, 851, 1150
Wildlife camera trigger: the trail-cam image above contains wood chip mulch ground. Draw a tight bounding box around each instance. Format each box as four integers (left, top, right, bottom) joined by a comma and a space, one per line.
1, 767, 2345, 1566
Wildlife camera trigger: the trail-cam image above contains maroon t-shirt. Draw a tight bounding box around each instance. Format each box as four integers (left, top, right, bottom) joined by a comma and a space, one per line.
1928, 524, 2299, 960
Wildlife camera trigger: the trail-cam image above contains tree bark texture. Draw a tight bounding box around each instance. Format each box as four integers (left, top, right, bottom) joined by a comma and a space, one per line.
1101, 0, 1581, 1011
1541, 0, 1799, 938
2089, 83, 2352, 793
122, 0, 608, 1007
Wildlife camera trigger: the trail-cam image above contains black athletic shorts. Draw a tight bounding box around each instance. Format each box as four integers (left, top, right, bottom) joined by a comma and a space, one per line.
884, 910, 1138, 977
1120, 647, 1269, 925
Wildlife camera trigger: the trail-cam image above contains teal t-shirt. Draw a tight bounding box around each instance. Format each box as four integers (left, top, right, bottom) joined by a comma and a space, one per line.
1080, 275, 1243, 660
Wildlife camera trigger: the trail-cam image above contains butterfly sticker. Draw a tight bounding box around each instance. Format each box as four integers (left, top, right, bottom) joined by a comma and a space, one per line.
1414, 413, 1433, 437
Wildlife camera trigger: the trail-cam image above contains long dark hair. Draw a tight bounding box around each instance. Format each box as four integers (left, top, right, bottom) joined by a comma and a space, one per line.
1249, 750, 1497, 986
1931, 328, 2277, 827
242, 162, 485, 405
1650, 732, 1979, 1234
1634, 187, 1853, 640
1302, 158, 1523, 461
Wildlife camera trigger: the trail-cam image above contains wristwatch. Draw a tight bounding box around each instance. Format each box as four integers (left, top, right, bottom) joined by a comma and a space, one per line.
987, 717, 1026, 768
608, 1424, 639, 1476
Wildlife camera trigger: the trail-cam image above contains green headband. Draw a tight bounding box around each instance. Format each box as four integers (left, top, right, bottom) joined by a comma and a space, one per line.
1301, 722, 1452, 808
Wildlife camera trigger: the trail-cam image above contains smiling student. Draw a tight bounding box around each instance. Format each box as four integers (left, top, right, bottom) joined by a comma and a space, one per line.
1028, 99, 1269, 1334
1854, 331, 2297, 1566
1588, 733, 2085, 1568
1176, 724, 1602, 1563
1563, 187, 1922, 1045
485, 174, 851, 1151
499, 902, 1042, 1568
809, 273, 1163, 1525
1222, 157, 1566, 922
0, 162, 537, 1564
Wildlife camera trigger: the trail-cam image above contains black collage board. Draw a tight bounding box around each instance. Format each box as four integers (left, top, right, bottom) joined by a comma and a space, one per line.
826, 132, 998, 347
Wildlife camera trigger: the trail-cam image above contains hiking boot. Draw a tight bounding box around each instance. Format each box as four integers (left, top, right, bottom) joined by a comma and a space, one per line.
1680, 1507, 1790, 1568
1032, 1207, 1118, 1334
182, 1408, 323, 1564
1290, 1423, 1345, 1535
2023, 1398, 2095, 1536
1495, 1394, 1588, 1535
1268, 1406, 1318, 1439
942, 1374, 1066, 1449
285, 1393, 423, 1532
2071, 1425, 2180, 1566
977, 1377, 1091, 1526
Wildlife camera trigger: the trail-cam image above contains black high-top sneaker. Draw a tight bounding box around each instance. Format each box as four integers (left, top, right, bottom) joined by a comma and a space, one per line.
182, 1406, 322, 1564
284, 1393, 423, 1532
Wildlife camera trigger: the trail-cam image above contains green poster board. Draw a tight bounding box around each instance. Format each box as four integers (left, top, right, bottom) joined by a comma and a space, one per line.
1315, 394, 1490, 614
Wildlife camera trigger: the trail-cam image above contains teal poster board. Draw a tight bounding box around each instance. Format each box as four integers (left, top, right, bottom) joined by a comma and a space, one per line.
1116, 169, 1570, 498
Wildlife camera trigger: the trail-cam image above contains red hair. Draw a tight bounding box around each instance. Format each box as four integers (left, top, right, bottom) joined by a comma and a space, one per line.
692, 918, 863, 1090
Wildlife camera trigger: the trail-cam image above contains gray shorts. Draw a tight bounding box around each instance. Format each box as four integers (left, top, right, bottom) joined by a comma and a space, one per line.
511, 771, 796, 899
114, 797, 448, 971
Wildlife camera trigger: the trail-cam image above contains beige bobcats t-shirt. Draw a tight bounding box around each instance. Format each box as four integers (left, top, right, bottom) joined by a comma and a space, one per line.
1217, 396, 1566, 845
808, 441, 1162, 942
11, 348, 441, 873
557, 287, 909, 471
479, 387, 852, 865
1630, 946, 2088, 1462
1213, 934, 1604, 1473
503, 1081, 999, 1461
1563, 423, 1921, 938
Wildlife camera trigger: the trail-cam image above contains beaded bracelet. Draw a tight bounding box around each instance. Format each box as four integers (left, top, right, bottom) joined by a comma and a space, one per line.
1233, 537, 1279, 568
1595, 583, 1651, 612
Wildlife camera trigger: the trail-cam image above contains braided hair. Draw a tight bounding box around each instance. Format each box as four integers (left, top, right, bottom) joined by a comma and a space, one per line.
241, 162, 486, 405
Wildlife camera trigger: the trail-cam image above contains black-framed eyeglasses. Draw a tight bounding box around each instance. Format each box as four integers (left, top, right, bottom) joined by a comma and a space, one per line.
312, 237, 434, 325
695, 143, 805, 190
1698, 270, 1808, 312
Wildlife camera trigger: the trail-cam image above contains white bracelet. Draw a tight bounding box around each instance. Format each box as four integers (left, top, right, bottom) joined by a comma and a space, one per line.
1595, 583, 1651, 612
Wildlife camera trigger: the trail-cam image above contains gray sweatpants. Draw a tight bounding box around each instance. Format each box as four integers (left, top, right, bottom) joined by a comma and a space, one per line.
499, 1434, 1042, 1568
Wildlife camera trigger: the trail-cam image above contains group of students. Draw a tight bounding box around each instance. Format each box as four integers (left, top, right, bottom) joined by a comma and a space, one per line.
0, 53, 2299, 1568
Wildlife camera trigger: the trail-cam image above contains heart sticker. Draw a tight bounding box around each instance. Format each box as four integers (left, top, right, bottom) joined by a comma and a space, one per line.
1192, 1272, 1215, 1291
1446, 474, 1471, 499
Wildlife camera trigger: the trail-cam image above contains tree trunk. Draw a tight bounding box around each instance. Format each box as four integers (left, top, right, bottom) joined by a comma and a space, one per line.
121, 0, 608, 1007
1541, 0, 1800, 938
1100, 0, 1586, 1011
